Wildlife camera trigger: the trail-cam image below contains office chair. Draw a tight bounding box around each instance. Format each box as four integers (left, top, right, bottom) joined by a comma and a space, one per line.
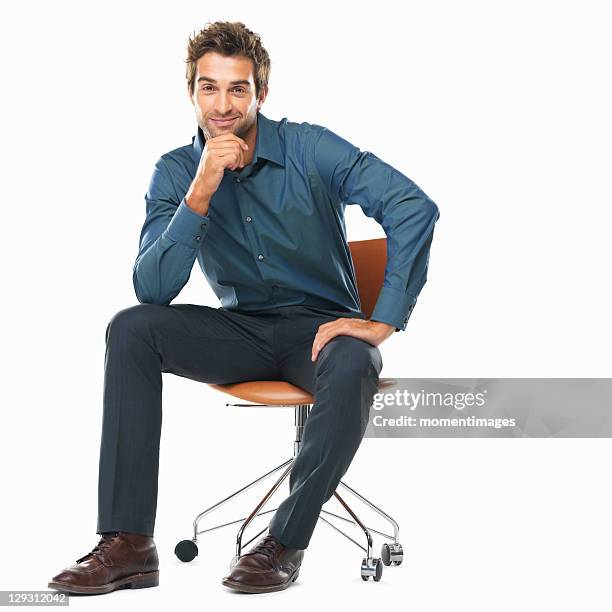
174, 237, 403, 582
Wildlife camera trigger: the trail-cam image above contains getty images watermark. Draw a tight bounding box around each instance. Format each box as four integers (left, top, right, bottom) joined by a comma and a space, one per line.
361, 378, 612, 437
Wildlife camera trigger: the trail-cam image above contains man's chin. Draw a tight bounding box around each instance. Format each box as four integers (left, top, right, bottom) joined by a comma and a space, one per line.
211, 127, 234, 136
208, 124, 240, 136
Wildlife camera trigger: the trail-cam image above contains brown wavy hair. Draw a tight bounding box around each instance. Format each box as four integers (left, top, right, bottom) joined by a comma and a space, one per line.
185, 21, 271, 99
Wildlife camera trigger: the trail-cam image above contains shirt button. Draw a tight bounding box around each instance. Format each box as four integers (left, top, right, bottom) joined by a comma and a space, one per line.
194, 235, 201, 241
257, 254, 264, 260
236, 178, 241, 183
245, 216, 252, 222
200, 223, 206, 229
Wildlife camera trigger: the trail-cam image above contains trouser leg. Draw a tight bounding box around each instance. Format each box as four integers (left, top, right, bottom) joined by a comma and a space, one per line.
96, 303, 278, 537
268, 324, 383, 550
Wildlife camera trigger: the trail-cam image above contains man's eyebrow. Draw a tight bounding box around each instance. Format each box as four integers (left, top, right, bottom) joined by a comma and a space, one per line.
196, 76, 251, 86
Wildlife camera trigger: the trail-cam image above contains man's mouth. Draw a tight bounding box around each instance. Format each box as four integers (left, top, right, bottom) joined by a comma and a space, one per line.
210, 117, 238, 126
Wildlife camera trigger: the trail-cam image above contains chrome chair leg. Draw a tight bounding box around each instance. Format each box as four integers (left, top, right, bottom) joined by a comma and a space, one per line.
192, 458, 293, 540
319, 508, 395, 540
232, 460, 294, 565
338, 480, 400, 543
329, 490, 383, 581
318, 480, 404, 572
337, 479, 403, 566
174, 458, 293, 562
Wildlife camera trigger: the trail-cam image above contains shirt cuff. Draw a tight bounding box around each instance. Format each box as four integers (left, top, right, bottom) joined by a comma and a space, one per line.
165, 198, 211, 247
369, 286, 417, 332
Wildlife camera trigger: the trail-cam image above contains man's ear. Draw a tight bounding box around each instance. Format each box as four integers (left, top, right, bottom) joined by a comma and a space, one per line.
187, 85, 194, 105
257, 85, 269, 111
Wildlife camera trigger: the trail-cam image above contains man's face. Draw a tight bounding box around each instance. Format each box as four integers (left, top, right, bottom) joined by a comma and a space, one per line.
189, 51, 266, 140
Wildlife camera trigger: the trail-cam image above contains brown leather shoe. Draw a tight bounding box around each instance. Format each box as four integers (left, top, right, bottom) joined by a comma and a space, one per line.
222, 531, 303, 594
48, 532, 159, 595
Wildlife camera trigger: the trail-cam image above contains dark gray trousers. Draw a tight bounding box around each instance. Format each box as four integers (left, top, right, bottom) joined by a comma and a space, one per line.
96, 303, 382, 550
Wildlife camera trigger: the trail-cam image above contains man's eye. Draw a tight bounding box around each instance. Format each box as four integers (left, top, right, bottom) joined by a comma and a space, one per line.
201, 86, 245, 93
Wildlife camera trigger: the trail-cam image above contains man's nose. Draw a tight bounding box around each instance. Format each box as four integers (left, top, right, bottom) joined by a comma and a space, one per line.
214, 92, 233, 115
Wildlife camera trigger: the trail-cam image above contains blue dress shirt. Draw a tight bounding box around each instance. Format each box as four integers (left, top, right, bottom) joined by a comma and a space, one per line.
133, 111, 440, 331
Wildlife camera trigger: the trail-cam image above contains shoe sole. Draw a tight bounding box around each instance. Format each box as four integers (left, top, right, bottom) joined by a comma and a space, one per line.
48, 570, 159, 595
221, 568, 300, 594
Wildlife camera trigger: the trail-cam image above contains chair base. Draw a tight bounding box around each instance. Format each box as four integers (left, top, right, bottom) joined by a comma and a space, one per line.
174, 404, 402, 582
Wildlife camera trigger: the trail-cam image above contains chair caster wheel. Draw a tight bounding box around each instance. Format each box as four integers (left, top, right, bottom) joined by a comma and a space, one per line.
174, 539, 198, 562
381, 542, 403, 566
361, 557, 383, 581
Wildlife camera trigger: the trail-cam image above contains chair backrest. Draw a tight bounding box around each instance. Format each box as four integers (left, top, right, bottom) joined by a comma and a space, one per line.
347, 237, 387, 319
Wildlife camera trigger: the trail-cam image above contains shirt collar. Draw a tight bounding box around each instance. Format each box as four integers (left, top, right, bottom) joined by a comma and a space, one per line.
192, 110, 285, 168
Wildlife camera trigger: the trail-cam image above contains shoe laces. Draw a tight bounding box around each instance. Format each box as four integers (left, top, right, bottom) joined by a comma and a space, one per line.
76, 532, 121, 566
244, 533, 282, 568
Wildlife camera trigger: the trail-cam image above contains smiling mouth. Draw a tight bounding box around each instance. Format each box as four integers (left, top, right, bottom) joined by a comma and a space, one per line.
210, 117, 238, 126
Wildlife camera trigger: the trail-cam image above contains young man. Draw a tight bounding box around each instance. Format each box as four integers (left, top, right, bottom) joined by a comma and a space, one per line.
49, 20, 440, 595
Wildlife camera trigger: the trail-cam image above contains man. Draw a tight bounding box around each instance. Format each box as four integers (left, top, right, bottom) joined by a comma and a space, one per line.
49, 20, 440, 595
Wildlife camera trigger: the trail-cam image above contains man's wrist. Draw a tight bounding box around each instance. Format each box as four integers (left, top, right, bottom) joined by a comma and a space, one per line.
185, 185, 212, 216
368, 319, 396, 338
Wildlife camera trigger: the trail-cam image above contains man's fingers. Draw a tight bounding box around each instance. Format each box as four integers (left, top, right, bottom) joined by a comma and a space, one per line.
215, 151, 241, 171
209, 141, 246, 168
220, 151, 244, 170
209, 142, 245, 156
312, 337, 330, 361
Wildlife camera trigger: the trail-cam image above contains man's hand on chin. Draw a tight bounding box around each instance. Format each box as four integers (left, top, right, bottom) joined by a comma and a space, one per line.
311, 318, 396, 362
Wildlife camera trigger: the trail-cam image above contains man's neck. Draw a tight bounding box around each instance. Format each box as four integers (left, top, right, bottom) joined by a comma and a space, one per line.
241, 118, 258, 166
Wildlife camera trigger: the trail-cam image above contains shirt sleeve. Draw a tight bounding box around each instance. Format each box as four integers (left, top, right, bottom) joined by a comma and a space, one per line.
132, 156, 211, 305
310, 126, 440, 331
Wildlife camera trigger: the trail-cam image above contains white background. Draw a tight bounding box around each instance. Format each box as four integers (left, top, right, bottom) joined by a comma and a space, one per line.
1, 0, 610, 609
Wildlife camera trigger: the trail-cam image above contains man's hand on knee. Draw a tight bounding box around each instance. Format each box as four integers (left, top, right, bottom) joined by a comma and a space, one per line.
311, 318, 394, 361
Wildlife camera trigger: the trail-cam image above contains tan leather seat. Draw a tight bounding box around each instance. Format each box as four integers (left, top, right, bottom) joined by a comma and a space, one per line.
209, 377, 398, 406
